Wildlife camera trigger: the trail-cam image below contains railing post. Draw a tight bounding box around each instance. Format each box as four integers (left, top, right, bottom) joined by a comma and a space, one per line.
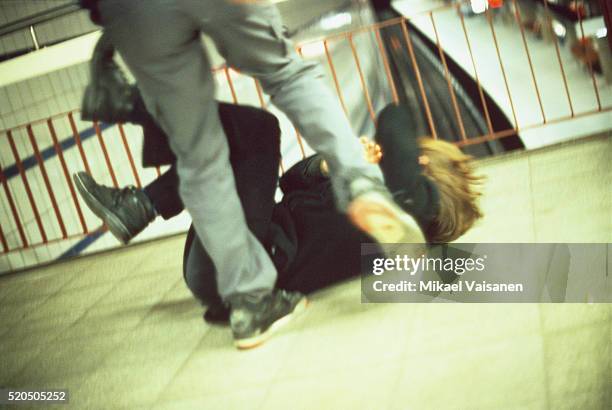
29, 25, 40, 50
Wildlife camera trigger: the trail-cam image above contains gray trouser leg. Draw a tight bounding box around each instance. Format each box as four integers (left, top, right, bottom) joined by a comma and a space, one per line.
198, 3, 383, 206
99, 0, 277, 298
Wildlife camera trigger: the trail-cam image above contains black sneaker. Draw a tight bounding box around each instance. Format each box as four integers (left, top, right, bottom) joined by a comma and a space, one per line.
228, 290, 307, 350
73, 172, 156, 243
204, 302, 230, 325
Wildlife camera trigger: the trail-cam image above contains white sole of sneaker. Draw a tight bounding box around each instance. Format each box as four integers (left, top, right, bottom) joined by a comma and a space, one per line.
73, 173, 131, 244
347, 191, 426, 244
234, 297, 308, 350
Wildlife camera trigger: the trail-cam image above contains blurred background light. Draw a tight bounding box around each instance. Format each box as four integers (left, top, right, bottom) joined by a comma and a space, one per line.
596, 27, 607, 39
320, 12, 352, 31
470, 0, 488, 15
552, 20, 567, 38
299, 40, 326, 58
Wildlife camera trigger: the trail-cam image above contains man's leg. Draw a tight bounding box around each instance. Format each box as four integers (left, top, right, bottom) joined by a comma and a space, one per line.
199, 3, 380, 205
98, 1, 277, 300
197, 2, 426, 248
98, 1, 308, 349
183, 106, 283, 324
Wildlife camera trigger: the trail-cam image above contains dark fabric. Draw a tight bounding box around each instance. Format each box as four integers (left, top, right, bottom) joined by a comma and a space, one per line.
278, 155, 328, 194
128, 88, 191, 167
135, 98, 283, 174
270, 153, 368, 291
272, 180, 367, 293
183, 227, 223, 307
140, 102, 281, 223
130, 92, 177, 167
183, 103, 441, 303
266, 103, 441, 292
180, 104, 282, 304
134, 101, 282, 305
143, 167, 182, 220
79, 0, 102, 25
182, 153, 363, 302
375, 103, 439, 230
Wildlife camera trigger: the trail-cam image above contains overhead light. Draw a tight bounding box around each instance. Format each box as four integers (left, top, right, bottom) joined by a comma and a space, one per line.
320, 12, 352, 31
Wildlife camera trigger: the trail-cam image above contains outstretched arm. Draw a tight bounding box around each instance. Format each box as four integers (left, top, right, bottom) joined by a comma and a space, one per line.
374, 103, 422, 195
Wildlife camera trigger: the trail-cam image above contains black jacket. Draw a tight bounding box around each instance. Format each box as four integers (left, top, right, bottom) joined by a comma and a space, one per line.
270, 104, 440, 292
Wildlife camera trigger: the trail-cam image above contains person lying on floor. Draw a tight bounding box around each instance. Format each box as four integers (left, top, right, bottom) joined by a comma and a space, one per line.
185, 104, 484, 322
75, 98, 484, 324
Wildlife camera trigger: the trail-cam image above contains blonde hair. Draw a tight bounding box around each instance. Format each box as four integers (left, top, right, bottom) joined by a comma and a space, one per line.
417, 137, 484, 243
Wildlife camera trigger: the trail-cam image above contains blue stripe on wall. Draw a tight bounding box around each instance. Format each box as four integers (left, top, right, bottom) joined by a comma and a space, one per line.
3, 121, 114, 258
3, 122, 114, 180
58, 230, 107, 260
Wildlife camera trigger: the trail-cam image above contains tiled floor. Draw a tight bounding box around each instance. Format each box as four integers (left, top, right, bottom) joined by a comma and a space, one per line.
0, 135, 611, 409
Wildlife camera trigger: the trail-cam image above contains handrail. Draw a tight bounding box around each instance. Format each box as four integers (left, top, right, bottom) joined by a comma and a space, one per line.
0, 1, 81, 38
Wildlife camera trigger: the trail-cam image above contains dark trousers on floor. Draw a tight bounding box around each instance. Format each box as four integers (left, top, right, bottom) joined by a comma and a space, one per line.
140, 103, 281, 305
